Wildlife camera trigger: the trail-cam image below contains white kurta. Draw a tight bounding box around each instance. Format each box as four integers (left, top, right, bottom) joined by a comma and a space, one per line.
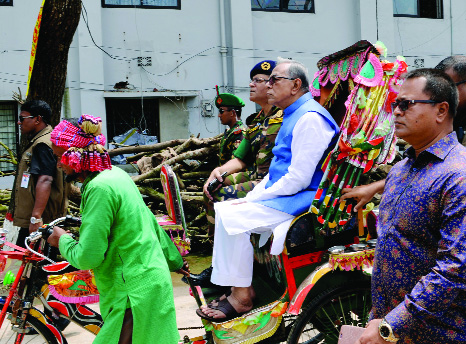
211, 111, 335, 287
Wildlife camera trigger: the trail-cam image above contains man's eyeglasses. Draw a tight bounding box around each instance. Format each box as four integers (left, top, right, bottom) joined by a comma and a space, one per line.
391, 99, 441, 113
18, 115, 35, 122
267, 75, 296, 86
250, 77, 268, 85
219, 108, 233, 114
456, 80, 466, 86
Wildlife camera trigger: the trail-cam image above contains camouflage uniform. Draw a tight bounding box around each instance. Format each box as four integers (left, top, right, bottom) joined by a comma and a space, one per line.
218, 120, 246, 165
206, 107, 283, 235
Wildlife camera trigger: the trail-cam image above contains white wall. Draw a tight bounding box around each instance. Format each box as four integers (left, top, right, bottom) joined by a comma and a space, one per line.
0, 2, 38, 101
1, 0, 465, 144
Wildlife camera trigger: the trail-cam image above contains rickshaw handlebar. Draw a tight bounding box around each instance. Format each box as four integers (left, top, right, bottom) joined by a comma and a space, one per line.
27, 215, 82, 243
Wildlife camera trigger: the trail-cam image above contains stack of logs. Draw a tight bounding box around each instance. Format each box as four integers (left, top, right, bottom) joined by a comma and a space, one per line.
108, 134, 223, 249
0, 134, 404, 250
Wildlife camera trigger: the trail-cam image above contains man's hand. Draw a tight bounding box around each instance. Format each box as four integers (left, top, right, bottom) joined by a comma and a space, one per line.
47, 226, 68, 248
340, 180, 385, 212
355, 319, 386, 344
175, 258, 190, 276
29, 221, 43, 234
203, 168, 225, 201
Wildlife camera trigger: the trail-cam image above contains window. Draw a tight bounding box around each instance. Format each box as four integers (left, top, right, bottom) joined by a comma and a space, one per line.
102, 0, 180, 9
251, 0, 314, 13
105, 98, 160, 143
0, 0, 13, 6
393, 0, 443, 19
0, 102, 18, 172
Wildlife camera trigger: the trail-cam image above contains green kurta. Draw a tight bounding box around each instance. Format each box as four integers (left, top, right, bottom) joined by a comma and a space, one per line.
59, 167, 183, 344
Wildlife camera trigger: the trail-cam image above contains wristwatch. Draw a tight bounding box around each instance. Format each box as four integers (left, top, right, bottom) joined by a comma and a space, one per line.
379, 318, 399, 342
30, 216, 42, 224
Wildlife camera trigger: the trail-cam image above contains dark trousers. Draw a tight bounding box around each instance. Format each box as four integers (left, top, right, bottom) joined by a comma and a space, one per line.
118, 308, 133, 344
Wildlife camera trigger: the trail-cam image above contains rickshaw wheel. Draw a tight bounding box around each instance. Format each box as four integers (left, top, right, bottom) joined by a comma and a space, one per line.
287, 281, 371, 344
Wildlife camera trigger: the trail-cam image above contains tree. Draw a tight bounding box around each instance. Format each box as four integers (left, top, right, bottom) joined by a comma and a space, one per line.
26, 0, 82, 126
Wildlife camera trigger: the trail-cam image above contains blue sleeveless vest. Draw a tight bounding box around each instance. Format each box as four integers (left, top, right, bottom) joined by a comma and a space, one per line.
257, 93, 339, 216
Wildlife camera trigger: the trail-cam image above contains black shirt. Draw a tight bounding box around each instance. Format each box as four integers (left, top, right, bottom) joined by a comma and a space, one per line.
29, 143, 57, 177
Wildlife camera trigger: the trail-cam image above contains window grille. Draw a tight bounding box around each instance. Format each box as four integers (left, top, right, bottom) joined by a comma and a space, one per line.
393, 0, 443, 19
251, 0, 314, 13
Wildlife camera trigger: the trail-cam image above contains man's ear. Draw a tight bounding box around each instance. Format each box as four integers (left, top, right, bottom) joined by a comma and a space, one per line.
436, 101, 450, 123
290, 78, 303, 95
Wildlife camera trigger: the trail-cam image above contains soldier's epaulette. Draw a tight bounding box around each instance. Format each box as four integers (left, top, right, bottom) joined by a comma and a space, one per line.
233, 128, 242, 134
247, 126, 260, 134
268, 117, 283, 124
268, 110, 284, 124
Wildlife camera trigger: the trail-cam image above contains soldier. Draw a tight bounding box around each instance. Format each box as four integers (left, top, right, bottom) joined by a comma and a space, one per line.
215, 90, 247, 165
187, 60, 284, 287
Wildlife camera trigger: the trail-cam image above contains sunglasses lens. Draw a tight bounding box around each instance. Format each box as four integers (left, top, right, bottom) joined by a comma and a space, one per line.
399, 100, 408, 111
392, 100, 409, 112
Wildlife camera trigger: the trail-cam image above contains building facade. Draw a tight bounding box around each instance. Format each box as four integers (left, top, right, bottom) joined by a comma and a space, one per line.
0, 0, 462, 168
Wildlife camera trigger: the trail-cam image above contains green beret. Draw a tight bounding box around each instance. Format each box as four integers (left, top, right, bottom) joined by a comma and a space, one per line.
215, 93, 245, 108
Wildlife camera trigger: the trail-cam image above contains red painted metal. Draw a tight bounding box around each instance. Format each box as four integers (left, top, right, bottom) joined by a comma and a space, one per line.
0, 263, 25, 325
281, 250, 326, 300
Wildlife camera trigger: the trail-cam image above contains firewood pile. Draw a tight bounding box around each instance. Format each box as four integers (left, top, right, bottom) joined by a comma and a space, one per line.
108, 134, 223, 248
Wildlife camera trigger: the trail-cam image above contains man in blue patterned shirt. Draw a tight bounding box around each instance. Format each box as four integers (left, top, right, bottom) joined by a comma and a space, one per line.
357, 69, 466, 343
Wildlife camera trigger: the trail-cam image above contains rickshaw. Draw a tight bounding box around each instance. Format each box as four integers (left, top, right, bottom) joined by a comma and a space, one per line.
179, 41, 407, 344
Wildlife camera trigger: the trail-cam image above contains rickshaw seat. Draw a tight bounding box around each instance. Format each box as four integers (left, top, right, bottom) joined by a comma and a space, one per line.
285, 212, 358, 258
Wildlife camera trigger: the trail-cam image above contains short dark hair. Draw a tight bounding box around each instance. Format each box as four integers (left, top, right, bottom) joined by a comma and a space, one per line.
232, 107, 242, 118
20, 100, 52, 124
435, 55, 466, 80
405, 68, 459, 118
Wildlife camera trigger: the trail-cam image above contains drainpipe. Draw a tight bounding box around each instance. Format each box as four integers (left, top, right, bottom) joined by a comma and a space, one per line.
63, 76, 71, 119
450, 0, 453, 55
219, 0, 228, 92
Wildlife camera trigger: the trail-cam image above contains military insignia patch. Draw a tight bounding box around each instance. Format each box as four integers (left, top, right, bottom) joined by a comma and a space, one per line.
217, 98, 223, 104
261, 62, 271, 71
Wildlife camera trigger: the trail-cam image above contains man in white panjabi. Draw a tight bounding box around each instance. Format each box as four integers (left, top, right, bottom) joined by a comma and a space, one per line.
196, 58, 340, 322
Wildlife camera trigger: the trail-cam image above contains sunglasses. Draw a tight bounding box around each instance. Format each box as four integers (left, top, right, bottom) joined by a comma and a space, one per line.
219, 108, 233, 114
266, 75, 296, 86
18, 115, 35, 122
391, 99, 441, 113
250, 77, 268, 85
